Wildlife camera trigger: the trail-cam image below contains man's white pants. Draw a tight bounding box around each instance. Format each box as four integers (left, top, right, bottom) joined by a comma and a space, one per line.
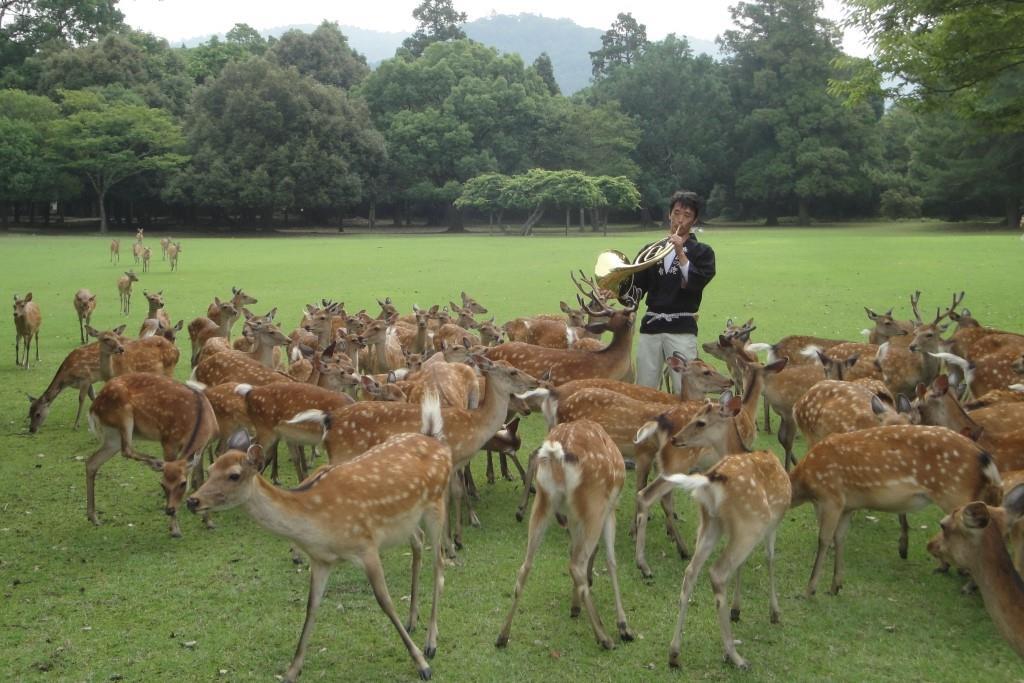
636, 332, 698, 394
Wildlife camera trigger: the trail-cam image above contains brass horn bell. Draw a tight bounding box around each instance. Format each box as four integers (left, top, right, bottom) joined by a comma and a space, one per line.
594, 238, 676, 290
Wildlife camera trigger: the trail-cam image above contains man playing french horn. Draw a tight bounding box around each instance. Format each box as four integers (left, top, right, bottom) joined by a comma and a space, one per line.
621, 190, 716, 393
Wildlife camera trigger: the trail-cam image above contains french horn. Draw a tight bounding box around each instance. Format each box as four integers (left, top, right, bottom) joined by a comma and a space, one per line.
594, 237, 676, 290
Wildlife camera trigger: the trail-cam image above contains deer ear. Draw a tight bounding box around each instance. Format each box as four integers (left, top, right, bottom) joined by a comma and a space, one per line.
1004, 484, 1024, 523
666, 353, 687, 371
145, 458, 165, 472
226, 429, 251, 452
113, 324, 127, 335
934, 374, 949, 394
765, 358, 788, 373
725, 395, 743, 416
559, 301, 572, 314
870, 395, 887, 415
214, 296, 221, 305
634, 421, 660, 445
26, 393, 37, 402
961, 502, 991, 529
86, 326, 100, 338
245, 444, 264, 470
173, 320, 183, 331
24, 292, 32, 301
506, 416, 520, 433
896, 394, 913, 414
157, 290, 163, 296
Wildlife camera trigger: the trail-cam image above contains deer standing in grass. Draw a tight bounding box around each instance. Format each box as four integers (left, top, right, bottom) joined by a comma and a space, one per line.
85, 373, 218, 537
187, 396, 451, 682
159, 237, 170, 260
647, 396, 790, 670
790, 425, 1003, 596
117, 270, 139, 315
141, 247, 151, 272
73, 288, 97, 344
139, 290, 170, 336
187, 298, 239, 367
207, 287, 258, 336
930, 486, 1024, 658
496, 419, 635, 651
13, 292, 41, 369
87, 325, 179, 380
288, 358, 539, 550
167, 241, 181, 271
109, 239, 120, 264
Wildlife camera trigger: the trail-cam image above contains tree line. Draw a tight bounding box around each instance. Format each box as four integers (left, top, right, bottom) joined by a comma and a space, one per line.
0, 0, 1021, 232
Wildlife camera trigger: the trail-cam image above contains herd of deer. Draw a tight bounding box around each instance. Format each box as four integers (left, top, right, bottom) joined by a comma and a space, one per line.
12, 268, 1024, 679
109, 228, 182, 273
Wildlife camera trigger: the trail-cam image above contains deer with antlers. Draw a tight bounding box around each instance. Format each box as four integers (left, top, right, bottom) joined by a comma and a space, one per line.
187, 396, 451, 682
875, 292, 963, 397
13, 292, 41, 369
73, 288, 97, 344
116, 270, 138, 315
85, 373, 218, 537
496, 419, 634, 651
790, 424, 1003, 596
486, 273, 637, 385
641, 394, 790, 670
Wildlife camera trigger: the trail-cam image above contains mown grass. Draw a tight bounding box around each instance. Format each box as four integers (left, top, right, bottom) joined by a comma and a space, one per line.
1, 220, 1022, 682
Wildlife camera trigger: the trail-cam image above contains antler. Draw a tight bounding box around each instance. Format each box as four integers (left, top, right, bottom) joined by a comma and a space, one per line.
571, 270, 614, 316
909, 290, 923, 326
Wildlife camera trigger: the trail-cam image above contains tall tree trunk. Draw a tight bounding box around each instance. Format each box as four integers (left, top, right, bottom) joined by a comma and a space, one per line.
640, 205, 652, 227
29, 202, 36, 224
13, 201, 21, 224
764, 206, 779, 227
446, 203, 465, 233
797, 199, 810, 226
98, 190, 108, 233
496, 209, 505, 234
520, 206, 544, 236
565, 207, 570, 235
1005, 195, 1020, 230
368, 200, 376, 230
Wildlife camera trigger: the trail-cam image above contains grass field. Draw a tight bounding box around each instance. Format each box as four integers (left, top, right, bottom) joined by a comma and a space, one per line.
1, 220, 1022, 682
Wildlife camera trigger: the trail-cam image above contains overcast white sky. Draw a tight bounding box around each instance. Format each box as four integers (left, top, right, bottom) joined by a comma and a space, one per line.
119, 0, 871, 56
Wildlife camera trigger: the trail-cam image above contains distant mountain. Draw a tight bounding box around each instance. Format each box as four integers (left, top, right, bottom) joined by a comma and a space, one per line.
173, 14, 720, 95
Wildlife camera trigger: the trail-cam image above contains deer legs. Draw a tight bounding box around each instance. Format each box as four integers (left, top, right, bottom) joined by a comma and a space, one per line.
85, 428, 122, 526
634, 476, 691, 579
283, 559, 331, 683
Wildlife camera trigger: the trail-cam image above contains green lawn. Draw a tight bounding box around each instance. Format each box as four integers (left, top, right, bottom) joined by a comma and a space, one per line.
1, 220, 1022, 681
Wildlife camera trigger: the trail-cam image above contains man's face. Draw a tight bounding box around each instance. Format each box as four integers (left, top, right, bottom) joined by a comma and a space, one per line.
670, 203, 697, 233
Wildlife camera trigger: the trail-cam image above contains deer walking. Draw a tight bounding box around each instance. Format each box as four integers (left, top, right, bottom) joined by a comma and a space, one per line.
187, 395, 451, 682
496, 419, 635, 650
117, 271, 139, 315
73, 289, 97, 344
13, 293, 42, 369
109, 239, 120, 264
167, 241, 181, 271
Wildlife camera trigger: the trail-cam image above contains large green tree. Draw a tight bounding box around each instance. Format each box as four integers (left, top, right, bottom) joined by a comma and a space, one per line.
0, 0, 124, 83
51, 89, 185, 232
588, 35, 735, 221
589, 12, 649, 78
0, 88, 77, 222
359, 39, 553, 228
401, 0, 467, 58
269, 21, 369, 90
720, 0, 881, 225
840, 0, 1024, 226
183, 23, 269, 85
31, 29, 193, 115
169, 58, 384, 225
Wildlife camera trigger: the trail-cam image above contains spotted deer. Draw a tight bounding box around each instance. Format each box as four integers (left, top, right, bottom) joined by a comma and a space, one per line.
485, 275, 637, 385
929, 486, 1024, 657
85, 373, 218, 537
141, 247, 151, 272
193, 331, 295, 388
186, 396, 450, 682
235, 382, 356, 483
496, 419, 635, 651
794, 380, 914, 447
551, 355, 732, 407
288, 358, 539, 550
875, 294, 963, 397
864, 290, 921, 344
159, 236, 170, 260
115, 270, 137, 315
790, 425, 1003, 596
933, 346, 1024, 399
109, 239, 120, 263
87, 325, 179, 381
644, 439, 789, 669
73, 288, 97, 344
912, 374, 1024, 472
630, 360, 784, 578
13, 292, 41, 369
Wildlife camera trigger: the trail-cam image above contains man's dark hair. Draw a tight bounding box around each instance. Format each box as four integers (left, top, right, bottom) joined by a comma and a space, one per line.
668, 190, 701, 219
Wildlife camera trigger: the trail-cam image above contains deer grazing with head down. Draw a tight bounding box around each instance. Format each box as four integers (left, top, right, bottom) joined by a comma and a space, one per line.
789, 424, 1003, 596
496, 419, 635, 651
73, 288, 97, 344
187, 395, 451, 682
644, 393, 791, 671
13, 292, 42, 369
116, 270, 139, 315
85, 373, 218, 537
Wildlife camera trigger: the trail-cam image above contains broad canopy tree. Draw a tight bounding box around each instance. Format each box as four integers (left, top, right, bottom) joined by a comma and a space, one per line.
51, 89, 185, 232
401, 0, 467, 58
168, 57, 385, 224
